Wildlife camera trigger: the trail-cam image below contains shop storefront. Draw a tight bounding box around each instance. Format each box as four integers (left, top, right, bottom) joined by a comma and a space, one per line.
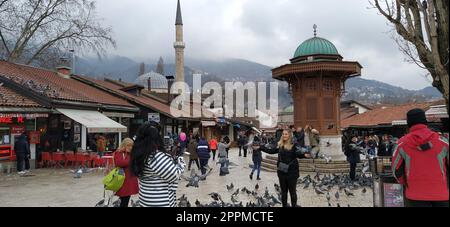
0, 113, 49, 168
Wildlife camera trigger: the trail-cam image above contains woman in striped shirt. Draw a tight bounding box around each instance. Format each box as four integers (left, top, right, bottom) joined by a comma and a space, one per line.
130, 123, 186, 207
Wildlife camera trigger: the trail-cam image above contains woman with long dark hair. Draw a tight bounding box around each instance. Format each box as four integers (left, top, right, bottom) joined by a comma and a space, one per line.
130, 123, 186, 207
260, 129, 311, 207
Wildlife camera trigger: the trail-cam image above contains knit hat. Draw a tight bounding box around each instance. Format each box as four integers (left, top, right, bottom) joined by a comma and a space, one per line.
407, 108, 427, 128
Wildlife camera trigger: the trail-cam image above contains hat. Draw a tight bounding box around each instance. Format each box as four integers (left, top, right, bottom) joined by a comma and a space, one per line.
407, 108, 427, 127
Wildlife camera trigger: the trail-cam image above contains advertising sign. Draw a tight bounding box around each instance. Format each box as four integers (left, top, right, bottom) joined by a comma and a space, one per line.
383, 183, 404, 207
148, 113, 161, 123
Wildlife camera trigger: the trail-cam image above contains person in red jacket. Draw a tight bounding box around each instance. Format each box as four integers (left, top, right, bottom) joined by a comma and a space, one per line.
114, 138, 139, 207
392, 108, 449, 207
209, 137, 218, 161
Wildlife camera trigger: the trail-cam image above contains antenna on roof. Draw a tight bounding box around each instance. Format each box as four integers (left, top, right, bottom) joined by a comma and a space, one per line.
313, 24, 317, 37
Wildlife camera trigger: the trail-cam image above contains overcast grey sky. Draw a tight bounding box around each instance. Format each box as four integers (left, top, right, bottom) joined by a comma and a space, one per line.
95, 0, 431, 90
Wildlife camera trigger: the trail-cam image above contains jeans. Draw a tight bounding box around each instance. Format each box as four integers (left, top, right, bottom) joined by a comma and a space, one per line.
199, 159, 209, 175
120, 196, 131, 207
279, 175, 298, 207
406, 199, 449, 207
239, 146, 243, 156
188, 158, 200, 170
16, 153, 30, 172
251, 160, 261, 177
243, 147, 248, 157
211, 149, 216, 161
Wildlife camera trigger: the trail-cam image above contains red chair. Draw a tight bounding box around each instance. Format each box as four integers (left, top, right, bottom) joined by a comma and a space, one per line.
75, 153, 89, 167
41, 152, 52, 168
64, 151, 76, 168
52, 153, 65, 168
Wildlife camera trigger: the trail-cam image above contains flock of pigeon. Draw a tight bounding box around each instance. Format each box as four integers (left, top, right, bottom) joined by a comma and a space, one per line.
297, 171, 374, 207
177, 182, 283, 207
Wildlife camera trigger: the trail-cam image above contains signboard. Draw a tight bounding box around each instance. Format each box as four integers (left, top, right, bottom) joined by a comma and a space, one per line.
0, 116, 24, 124
148, 113, 161, 123
383, 183, 404, 207
11, 126, 26, 134
29, 131, 40, 144
0, 113, 48, 118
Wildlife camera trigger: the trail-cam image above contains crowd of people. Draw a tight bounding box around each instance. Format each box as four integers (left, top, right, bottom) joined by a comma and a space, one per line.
12, 108, 448, 207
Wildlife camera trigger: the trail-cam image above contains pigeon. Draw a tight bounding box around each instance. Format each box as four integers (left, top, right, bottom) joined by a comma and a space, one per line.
232, 189, 240, 196
231, 195, 239, 204
274, 184, 281, 193
112, 199, 121, 207
95, 199, 107, 207
255, 183, 259, 191
303, 181, 310, 189
315, 187, 325, 195
362, 188, 367, 194
251, 191, 258, 197
195, 199, 202, 207
344, 188, 354, 196
270, 195, 281, 205
328, 202, 332, 207
337, 203, 341, 207
226, 183, 234, 191
178, 194, 191, 207
326, 192, 331, 201
209, 192, 222, 202
264, 187, 270, 198
335, 191, 340, 200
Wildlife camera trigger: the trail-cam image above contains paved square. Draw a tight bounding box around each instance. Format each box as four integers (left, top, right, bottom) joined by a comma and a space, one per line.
0, 148, 373, 207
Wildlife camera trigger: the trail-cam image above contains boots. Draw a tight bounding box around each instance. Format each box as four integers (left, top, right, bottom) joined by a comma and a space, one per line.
249, 173, 253, 180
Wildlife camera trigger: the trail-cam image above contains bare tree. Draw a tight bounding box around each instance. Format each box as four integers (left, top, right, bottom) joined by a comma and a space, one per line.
371, 0, 449, 111
0, 0, 115, 68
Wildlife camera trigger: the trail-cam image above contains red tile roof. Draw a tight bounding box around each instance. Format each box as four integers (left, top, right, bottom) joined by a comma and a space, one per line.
73, 75, 182, 117
0, 85, 42, 107
341, 102, 435, 128
0, 60, 134, 108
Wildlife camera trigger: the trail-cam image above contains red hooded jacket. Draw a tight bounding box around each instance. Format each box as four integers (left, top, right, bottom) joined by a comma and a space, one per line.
392, 124, 449, 201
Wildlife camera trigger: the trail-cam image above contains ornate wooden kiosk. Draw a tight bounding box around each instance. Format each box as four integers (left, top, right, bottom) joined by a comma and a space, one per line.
272, 27, 362, 159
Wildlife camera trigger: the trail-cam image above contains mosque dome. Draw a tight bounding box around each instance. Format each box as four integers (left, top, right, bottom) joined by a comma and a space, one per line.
135, 71, 168, 90
293, 37, 339, 58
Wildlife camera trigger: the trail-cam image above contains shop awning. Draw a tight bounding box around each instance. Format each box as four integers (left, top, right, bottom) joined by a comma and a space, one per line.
57, 109, 127, 133
201, 121, 216, 127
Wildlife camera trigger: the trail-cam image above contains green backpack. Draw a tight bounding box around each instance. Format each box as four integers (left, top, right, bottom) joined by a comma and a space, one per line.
102, 167, 125, 192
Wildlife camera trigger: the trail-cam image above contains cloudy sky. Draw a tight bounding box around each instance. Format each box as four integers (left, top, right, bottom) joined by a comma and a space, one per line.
95, 0, 431, 90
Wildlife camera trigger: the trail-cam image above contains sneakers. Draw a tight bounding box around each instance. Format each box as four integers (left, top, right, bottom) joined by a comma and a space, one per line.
18, 171, 26, 175
24, 170, 30, 173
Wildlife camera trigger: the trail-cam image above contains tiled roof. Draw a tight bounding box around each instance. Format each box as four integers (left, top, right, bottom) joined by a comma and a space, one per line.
73, 75, 181, 117
341, 102, 435, 128
0, 60, 134, 108
0, 85, 42, 107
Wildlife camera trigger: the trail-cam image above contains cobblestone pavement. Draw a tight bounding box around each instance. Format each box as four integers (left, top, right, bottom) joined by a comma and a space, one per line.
0, 148, 373, 207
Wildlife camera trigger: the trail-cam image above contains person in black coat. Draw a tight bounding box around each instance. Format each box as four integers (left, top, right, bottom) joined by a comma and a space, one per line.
249, 136, 263, 180
293, 127, 305, 148
378, 134, 393, 157
345, 135, 362, 181
14, 132, 31, 174
261, 129, 311, 207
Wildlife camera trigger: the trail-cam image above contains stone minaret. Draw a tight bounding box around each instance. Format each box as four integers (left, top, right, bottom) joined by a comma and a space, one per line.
174, 0, 185, 89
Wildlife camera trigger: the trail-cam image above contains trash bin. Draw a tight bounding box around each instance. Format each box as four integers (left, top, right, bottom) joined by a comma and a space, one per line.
371, 157, 405, 207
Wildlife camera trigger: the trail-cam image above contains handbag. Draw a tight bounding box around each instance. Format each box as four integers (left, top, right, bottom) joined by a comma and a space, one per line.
102, 167, 125, 192
277, 157, 295, 173
102, 151, 126, 192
